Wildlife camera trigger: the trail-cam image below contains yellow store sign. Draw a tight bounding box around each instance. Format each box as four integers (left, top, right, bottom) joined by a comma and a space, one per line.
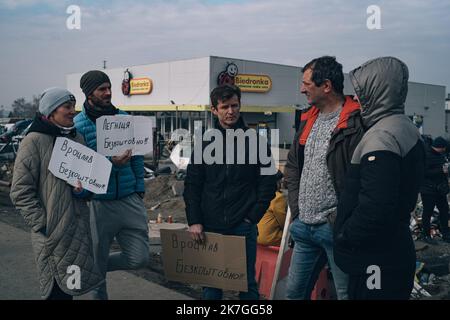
234, 74, 272, 93
130, 78, 153, 95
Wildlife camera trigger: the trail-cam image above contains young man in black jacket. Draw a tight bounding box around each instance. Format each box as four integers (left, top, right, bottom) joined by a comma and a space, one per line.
183, 84, 276, 300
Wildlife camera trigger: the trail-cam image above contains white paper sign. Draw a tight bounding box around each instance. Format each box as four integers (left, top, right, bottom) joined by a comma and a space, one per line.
96, 115, 155, 156
48, 137, 112, 194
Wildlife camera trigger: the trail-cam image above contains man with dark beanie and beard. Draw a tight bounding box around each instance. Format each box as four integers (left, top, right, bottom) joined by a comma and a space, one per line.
74, 70, 149, 300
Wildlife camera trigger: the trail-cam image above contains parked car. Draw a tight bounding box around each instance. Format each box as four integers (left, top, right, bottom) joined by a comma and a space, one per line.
0, 119, 32, 144
0, 119, 32, 160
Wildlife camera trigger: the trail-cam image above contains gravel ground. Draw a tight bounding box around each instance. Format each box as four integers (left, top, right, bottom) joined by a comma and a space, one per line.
1, 174, 448, 300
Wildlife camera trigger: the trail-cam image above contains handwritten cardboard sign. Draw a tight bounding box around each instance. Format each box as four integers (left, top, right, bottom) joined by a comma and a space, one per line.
96, 115, 155, 156
160, 229, 247, 292
48, 137, 112, 194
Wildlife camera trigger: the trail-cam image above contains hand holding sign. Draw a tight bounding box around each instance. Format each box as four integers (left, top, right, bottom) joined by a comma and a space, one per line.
161, 229, 247, 292
188, 224, 205, 243
48, 137, 112, 194
112, 149, 132, 166
73, 180, 83, 193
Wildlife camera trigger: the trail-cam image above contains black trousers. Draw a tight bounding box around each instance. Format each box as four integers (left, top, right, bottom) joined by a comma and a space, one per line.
46, 283, 73, 300
421, 193, 449, 236
348, 266, 415, 300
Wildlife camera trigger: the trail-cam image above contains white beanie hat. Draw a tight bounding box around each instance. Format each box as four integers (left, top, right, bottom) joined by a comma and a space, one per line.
39, 87, 76, 117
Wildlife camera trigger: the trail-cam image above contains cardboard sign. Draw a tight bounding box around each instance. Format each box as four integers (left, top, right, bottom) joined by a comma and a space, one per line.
48, 137, 112, 194
96, 115, 155, 156
160, 229, 248, 292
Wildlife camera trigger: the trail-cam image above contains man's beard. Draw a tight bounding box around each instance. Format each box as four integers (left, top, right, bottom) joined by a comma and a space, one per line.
84, 97, 118, 123
90, 95, 112, 108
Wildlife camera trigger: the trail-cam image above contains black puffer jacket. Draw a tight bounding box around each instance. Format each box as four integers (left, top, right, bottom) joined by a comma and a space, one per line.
183, 118, 277, 231
333, 57, 425, 274
421, 144, 448, 195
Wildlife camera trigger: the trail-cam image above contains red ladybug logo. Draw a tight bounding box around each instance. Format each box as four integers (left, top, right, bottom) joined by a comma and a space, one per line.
122, 69, 132, 96
217, 62, 238, 86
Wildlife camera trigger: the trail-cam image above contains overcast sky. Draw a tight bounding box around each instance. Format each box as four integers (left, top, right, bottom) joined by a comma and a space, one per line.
0, 0, 449, 109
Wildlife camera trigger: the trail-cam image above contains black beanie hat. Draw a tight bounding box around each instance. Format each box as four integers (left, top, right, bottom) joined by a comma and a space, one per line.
80, 70, 111, 97
432, 136, 447, 149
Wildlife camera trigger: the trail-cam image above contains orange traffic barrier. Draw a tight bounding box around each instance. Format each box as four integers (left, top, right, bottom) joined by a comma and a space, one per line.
255, 244, 330, 299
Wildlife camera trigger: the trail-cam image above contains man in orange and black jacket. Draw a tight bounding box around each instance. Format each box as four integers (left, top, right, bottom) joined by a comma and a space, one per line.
285, 56, 364, 300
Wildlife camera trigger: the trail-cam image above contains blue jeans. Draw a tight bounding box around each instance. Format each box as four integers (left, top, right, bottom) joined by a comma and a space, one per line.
202, 221, 259, 300
286, 219, 348, 300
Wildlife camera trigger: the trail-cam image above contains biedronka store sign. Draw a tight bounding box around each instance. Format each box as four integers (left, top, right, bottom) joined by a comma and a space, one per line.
130, 78, 153, 95
217, 62, 272, 93
235, 74, 272, 93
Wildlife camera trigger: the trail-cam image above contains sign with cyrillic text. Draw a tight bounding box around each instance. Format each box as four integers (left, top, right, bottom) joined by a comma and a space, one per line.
96, 115, 155, 156
48, 137, 112, 194
160, 229, 247, 292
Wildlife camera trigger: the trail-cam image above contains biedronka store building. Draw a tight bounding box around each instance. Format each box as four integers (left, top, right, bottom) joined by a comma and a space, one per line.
67, 56, 450, 147
67, 56, 307, 148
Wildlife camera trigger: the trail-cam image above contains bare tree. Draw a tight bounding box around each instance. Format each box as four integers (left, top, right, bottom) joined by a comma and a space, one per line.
9, 96, 39, 118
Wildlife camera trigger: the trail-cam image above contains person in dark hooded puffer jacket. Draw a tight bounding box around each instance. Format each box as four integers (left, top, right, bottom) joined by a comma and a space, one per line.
333, 57, 425, 300
10, 88, 104, 300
